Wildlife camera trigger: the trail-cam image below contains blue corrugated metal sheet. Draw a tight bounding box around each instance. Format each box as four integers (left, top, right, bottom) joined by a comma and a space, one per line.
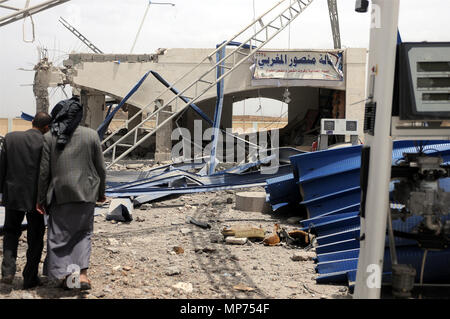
265, 173, 301, 211
284, 140, 450, 287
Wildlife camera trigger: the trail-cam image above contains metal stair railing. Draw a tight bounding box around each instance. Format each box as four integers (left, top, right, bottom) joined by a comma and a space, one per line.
102, 0, 293, 151
59, 17, 103, 54
103, 0, 314, 168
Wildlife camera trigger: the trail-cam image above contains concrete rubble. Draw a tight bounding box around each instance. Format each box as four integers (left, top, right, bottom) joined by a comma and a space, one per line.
0, 176, 349, 299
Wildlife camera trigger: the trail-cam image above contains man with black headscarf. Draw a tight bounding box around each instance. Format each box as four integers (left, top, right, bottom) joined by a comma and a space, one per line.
0, 112, 52, 289
37, 96, 106, 290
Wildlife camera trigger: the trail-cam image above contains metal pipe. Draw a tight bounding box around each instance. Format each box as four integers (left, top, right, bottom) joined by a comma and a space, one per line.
0, 0, 70, 27
387, 207, 398, 265
354, 0, 401, 299
420, 249, 428, 285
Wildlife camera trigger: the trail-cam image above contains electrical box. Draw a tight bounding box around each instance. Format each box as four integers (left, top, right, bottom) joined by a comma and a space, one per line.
393, 42, 450, 120
321, 118, 358, 135
391, 42, 450, 139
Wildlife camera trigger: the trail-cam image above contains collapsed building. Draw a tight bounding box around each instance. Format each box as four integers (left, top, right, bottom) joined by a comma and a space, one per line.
34, 47, 367, 162
3, 0, 449, 299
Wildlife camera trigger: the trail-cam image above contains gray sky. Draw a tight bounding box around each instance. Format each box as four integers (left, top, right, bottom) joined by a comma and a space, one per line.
1, 0, 450, 118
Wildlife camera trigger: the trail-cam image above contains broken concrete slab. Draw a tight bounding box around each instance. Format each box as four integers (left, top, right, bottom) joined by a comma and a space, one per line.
235, 192, 272, 213
225, 236, 248, 245
106, 198, 133, 222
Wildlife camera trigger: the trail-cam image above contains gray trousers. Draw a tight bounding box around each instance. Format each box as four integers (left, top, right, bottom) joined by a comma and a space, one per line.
44, 202, 95, 280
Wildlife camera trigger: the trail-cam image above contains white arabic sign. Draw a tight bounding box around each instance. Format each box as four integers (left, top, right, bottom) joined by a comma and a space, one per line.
253, 51, 344, 81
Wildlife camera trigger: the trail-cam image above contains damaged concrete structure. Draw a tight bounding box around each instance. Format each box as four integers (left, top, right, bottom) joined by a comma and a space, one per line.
33, 57, 67, 113
34, 47, 367, 159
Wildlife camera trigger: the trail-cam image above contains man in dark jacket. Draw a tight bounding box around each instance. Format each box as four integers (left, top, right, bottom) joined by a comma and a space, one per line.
0, 112, 52, 289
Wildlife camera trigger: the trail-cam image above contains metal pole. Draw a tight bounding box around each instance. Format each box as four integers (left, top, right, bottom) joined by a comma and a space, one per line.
130, 1, 151, 54
0, 0, 70, 27
354, 0, 400, 299
387, 207, 398, 266
208, 45, 226, 175
130, 1, 175, 54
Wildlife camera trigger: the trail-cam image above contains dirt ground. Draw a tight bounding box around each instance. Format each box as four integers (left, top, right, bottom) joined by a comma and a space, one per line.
0, 186, 350, 300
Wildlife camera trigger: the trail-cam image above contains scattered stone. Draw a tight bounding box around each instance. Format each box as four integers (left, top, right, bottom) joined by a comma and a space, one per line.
233, 284, 255, 292
126, 163, 144, 169
173, 246, 184, 254
21, 292, 35, 299
112, 265, 122, 271
106, 198, 134, 222
210, 234, 223, 243
225, 236, 247, 245
202, 246, 216, 253
172, 282, 193, 293
291, 251, 316, 261
164, 288, 172, 294
165, 266, 181, 276
135, 216, 146, 222
285, 282, 299, 289
123, 266, 132, 271
107, 238, 119, 246
180, 228, 192, 235
226, 197, 233, 204
105, 247, 120, 254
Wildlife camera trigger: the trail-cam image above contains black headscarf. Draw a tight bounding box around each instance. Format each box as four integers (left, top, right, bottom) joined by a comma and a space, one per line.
50, 96, 83, 150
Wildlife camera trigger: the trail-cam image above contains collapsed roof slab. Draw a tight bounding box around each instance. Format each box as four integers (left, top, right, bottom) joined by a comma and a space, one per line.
61, 48, 366, 135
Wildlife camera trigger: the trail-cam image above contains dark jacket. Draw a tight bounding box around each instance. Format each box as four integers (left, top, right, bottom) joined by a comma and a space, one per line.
37, 126, 106, 206
0, 129, 44, 211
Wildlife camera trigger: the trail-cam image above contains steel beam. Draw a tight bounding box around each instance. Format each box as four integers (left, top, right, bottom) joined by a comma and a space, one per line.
327, 0, 341, 49
0, 0, 70, 27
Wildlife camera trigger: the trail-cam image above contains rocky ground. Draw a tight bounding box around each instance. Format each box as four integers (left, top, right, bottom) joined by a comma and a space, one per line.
0, 183, 350, 300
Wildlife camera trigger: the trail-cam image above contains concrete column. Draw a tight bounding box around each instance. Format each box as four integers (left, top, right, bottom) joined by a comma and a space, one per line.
81, 91, 105, 129
155, 100, 173, 163
344, 48, 368, 141
33, 60, 51, 114
127, 104, 143, 131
